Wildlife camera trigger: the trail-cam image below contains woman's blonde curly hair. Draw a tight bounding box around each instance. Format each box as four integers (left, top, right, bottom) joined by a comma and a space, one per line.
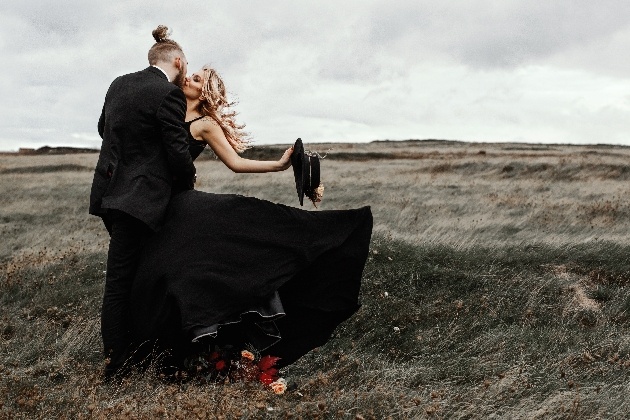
198, 65, 251, 153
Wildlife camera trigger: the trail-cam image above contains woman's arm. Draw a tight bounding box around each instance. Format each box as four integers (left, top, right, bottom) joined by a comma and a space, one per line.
196, 119, 292, 173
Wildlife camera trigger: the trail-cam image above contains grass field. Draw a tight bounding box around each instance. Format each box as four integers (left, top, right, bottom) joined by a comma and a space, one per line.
1, 140, 630, 418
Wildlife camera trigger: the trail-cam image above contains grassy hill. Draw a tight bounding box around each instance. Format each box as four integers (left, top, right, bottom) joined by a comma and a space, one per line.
1, 140, 630, 418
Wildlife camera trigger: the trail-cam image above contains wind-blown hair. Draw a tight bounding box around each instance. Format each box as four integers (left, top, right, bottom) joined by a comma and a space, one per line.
148, 25, 183, 65
198, 65, 251, 153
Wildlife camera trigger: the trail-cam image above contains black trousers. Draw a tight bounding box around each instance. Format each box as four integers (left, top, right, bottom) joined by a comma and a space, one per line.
101, 209, 152, 376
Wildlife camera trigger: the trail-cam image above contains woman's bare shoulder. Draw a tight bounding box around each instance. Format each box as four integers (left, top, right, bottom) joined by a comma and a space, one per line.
195, 117, 222, 135
190, 116, 223, 141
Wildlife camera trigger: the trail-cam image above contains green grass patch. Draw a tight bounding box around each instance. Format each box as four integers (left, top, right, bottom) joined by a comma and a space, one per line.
2, 238, 630, 418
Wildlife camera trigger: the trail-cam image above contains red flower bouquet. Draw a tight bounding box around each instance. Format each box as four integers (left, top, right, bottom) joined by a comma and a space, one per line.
183, 346, 285, 393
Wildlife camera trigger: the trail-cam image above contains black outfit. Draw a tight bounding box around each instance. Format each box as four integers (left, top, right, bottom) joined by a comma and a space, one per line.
183, 116, 207, 160
89, 67, 196, 377
128, 121, 373, 369
90, 66, 196, 228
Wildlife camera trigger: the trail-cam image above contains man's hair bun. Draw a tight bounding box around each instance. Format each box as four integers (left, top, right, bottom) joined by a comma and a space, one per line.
152, 25, 170, 43
148, 25, 182, 65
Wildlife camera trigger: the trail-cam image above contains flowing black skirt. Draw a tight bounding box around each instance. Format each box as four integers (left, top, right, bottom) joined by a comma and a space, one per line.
129, 190, 372, 367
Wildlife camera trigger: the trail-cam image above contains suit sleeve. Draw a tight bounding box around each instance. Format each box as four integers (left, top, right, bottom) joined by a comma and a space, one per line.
98, 79, 115, 139
156, 87, 196, 185
98, 104, 105, 139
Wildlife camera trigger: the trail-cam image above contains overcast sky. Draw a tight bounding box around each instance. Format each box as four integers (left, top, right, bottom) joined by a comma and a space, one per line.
1, 1, 629, 151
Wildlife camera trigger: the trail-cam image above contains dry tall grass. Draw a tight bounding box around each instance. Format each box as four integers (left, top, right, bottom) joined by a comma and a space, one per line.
1, 140, 630, 418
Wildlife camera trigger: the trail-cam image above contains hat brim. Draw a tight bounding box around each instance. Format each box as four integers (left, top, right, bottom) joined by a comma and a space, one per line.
291, 138, 305, 206
291, 138, 322, 206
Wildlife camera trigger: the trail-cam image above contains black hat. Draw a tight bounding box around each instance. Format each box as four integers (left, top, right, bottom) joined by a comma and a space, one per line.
290, 138, 323, 206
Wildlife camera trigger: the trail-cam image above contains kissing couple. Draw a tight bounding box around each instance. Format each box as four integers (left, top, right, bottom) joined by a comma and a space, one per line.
89, 25, 373, 381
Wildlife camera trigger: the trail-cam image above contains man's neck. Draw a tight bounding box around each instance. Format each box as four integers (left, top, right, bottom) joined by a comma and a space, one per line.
152, 65, 170, 82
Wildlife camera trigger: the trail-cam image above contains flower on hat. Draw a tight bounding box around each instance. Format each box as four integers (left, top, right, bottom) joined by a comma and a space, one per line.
309, 183, 324, 207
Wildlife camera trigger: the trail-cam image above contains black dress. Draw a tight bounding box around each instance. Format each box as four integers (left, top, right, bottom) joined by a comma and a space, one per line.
129, 118, 373, 368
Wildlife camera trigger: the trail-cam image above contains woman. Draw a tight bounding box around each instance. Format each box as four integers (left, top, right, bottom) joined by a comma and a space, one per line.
182, 66, 293, 175
128, 65, 373, 373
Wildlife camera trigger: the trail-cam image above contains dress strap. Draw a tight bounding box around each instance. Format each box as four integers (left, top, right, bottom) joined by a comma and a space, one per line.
186, 115, 206, 124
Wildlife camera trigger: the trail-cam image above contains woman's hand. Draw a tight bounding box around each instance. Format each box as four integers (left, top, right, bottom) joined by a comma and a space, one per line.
277, 146, 293, 171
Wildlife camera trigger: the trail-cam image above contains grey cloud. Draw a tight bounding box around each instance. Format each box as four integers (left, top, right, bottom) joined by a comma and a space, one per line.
361, 1, 630, 70
0, 1, 629, 150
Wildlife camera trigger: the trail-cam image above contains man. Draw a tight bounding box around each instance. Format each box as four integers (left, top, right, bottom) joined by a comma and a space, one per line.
89, 25, 196, 379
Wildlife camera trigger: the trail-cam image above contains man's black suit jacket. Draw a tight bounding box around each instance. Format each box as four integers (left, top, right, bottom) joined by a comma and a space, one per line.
89, 66, 196, 231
